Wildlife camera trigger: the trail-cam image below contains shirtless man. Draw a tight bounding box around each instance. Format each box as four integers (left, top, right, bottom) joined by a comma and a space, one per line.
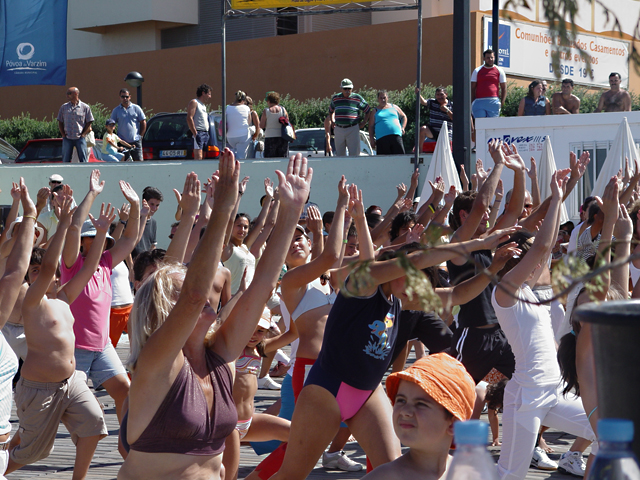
552, 79, 581, 114
7, 195, 111, 479
595, 72, 631, 112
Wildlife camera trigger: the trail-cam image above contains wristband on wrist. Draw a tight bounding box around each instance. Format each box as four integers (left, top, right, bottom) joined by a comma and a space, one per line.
23, 215, 37, 221
428, 204, 435, 213
120, 220, 127, 225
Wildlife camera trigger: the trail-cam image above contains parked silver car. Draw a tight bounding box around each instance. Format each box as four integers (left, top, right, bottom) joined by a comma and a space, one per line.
288, 128, 374, 157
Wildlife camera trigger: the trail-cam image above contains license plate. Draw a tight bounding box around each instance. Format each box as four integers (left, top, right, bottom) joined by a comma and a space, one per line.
160, 150, 186, 158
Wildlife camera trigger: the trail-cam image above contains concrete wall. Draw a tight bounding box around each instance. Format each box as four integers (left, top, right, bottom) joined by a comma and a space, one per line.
0, 155, 430, 250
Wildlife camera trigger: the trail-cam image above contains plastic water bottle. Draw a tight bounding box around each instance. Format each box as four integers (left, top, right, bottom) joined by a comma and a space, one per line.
445, 420, 499, 480
586, 418, 640, 480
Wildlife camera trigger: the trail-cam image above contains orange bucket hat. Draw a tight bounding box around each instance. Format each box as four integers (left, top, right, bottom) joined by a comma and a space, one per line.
385, 353, 476, 421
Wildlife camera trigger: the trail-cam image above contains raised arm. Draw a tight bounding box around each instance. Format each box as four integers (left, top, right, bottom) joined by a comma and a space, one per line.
492, 143, 526, 231
165, 173, 201, 264
437, 242, 520, 307
184, 181, 214, 264
245, 178, 274, 250
305, 204, 324, 260
215, 154, 312, 361
0, 179, 37, 329
347, 225, 520, 297
280, 176, 349, 290
0, 183, 21, 249
611, 204, 632, 297
590, 177, 620, 301
451, 140, 505, 245
62, 170, 104, 268
250, 194, 280, 260
405, 168, 420, 203
108, 181, 141, 266
495, 169, 569, 308
24, 194, 74, 312
527, 157, 541, 207
136, 150, 239, 374
61, 204, 116, 304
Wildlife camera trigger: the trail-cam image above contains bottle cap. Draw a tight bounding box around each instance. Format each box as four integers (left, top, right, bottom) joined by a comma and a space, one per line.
598, 418, 634, 443
454, 420, 488, 445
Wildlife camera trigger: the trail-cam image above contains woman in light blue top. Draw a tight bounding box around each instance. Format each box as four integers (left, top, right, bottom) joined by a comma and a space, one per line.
368, 90, 407, 155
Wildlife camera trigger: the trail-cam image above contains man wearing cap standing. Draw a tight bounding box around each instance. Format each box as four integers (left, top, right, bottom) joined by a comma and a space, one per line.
327, 79, 370, 157
57, 87, 94, 163
110, 89, 147, 161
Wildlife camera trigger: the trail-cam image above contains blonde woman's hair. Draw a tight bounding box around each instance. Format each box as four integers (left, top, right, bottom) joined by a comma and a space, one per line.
127, 262, 186, 371
235, 90, 246, 103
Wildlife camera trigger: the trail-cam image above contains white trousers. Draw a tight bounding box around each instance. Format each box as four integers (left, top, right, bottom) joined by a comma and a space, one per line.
498, 381, 595, 480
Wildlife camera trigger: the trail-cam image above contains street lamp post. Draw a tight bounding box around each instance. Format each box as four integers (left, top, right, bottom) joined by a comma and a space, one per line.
124, 71, 144, 108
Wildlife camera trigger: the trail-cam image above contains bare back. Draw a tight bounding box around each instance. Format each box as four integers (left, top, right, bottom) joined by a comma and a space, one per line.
21, 297, 76, 382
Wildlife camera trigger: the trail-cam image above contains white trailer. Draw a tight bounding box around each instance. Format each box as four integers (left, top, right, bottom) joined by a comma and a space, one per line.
475, 111, 640, 221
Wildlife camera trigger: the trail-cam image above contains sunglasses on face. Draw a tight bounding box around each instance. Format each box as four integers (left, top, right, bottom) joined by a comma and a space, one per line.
121, 95, 130, 98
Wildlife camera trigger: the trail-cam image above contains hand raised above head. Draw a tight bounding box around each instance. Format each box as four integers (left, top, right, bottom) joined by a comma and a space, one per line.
177, 172, 201, 217
211, 148, 240, 210
601, 175, 620, 219
348, 184, 364, 219
275, 153, 313, 211
89, 203, 117, 233
614, 204, 633, 241
120, 181, 139, 205
337, 175, 350, 203
140, 199, 150, 217
482, 225, 522, 250
10, 182, 21, 201
118, 203, 130, 222
264, 177, 274, 198
57, 196, 76, 226
19, 178, 37, 218
306, 205, 323, 233
89, 169, 105, 194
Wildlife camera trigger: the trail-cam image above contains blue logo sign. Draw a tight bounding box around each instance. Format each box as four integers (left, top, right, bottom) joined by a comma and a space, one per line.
0, 0, 68, 86
487, 21, 511, 69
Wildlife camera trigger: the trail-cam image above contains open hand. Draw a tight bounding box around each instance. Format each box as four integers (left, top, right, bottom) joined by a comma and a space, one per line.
275, 153, 313, 212
601, 176, 620, 220
396, 183, 407, 200
488, 139, 505, 165
10, 182, 21, 201
490, 241, 521, 272
56, 196, 76, 227
177, 172, 201, 217
118, 203, 130, 222
19, 178, 37, 218
306, 205, 323, 234
406, 223, 425, 244
444, 185, 457, 205
89, 170, 105, 195
482, 225, 522, 250
264, 177, 274, 198
614, 204, 633, 241
89, 203, 117, 233
120, 181, 139, 205
348, 183, 364, 220
337, 175, 350, 204
211, 149, 241, 211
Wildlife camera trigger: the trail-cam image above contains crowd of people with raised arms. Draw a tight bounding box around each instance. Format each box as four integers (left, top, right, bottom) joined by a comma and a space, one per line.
0, 140, 638, 480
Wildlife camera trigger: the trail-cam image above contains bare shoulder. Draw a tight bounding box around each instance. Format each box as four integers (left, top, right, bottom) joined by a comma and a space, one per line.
362, 460, 407, 480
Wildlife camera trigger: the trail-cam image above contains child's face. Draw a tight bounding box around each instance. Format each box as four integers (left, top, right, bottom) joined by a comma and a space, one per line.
106, 124, 115, 132
393, 380, 454, 450
247, 326, 267, 348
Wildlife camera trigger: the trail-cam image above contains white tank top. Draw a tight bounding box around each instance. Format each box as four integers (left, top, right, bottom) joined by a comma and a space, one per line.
226, 104, 251, 138
110, 261, 134, 306
193, 99, 208, 132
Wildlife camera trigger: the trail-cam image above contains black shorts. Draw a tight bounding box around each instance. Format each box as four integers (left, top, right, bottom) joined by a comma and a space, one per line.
448, 324, 515, 384
376, 134, 405, 155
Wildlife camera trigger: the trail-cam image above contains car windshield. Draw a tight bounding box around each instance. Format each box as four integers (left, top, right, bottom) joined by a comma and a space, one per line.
145, 115, 190, 142
17, 142, 62, 161
290, 130, 325, 151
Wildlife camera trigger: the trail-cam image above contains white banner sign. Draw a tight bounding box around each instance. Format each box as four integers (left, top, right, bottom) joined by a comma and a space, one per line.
483, 17, 630, 88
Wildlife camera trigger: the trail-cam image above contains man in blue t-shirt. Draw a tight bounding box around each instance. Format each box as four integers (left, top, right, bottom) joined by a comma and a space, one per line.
110, 88, 147, 161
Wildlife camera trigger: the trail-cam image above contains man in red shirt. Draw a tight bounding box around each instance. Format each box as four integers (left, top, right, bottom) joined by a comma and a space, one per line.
471, 49, 507, 118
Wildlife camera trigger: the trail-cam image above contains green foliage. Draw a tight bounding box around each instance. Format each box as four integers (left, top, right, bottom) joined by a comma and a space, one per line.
4, 83, 640, 152
0, 103, 153, 152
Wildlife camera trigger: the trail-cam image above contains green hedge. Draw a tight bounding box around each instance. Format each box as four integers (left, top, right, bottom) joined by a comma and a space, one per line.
2, 84, 639, 153
0, 103, 153, 152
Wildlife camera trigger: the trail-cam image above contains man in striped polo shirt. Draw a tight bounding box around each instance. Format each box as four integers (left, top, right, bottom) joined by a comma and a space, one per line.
328, 79, 370, 156
471, 49, 507, 118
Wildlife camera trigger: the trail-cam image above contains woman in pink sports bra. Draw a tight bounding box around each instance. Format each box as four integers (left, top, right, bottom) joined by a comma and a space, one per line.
222, 309, 290, 480
118, 152, 312, 480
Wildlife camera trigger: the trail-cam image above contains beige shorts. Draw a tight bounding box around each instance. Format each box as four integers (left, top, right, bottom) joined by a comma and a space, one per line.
11, 370, 108, 465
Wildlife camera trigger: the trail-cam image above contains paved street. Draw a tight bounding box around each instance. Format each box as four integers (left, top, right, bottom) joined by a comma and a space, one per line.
6, 338, 590, 479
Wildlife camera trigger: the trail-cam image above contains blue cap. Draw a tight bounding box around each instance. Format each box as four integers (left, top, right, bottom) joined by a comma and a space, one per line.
598, 419, 634, 443
454, 420, 488, 445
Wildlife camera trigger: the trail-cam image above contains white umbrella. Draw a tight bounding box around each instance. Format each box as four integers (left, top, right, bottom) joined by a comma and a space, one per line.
417, 122, 461, 211
538, 136, 569, 223
591, 116, 638, 197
